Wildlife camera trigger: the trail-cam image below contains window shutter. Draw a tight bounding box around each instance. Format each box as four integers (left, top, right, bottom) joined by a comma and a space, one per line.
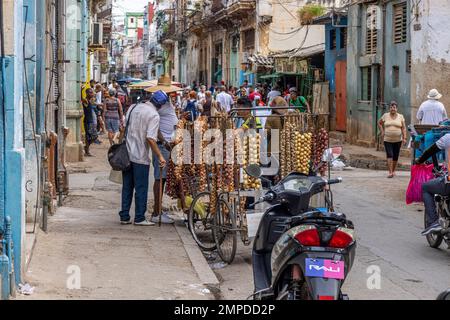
394, 2, 407, 44
366, 8, 378, 54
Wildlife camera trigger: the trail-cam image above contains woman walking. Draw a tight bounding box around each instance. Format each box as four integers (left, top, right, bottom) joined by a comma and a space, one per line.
104, 88, 124, 146
378, 101, 407, 178
82, 88, 99, 156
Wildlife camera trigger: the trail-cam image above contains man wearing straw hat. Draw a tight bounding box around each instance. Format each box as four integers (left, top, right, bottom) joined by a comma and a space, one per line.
146, 75, 182, 224
417, 89, 447, 125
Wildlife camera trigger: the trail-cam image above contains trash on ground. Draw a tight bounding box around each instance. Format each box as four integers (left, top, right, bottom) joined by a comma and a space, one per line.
201, 288, 211, 294
18, 283, 34, 295
210, 262, 228, 269
331, 159, 346, 171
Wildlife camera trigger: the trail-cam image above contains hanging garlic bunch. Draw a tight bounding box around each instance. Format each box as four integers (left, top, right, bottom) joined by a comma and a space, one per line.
243, 132, 262, 190
194, 116, 208, 192
173, 119, 186, 182
223, 121, 235, 192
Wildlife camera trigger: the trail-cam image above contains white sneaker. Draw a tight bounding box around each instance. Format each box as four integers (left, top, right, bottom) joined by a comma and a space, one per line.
134, 220, 156, 226
151, 213, 174, 224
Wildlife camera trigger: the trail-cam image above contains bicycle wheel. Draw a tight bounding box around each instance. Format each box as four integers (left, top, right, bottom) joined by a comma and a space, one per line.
213, 198, 237, 264
188, 192, 216, 251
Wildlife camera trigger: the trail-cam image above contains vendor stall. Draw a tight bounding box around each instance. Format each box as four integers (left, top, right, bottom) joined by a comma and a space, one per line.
165, 107, 331, 264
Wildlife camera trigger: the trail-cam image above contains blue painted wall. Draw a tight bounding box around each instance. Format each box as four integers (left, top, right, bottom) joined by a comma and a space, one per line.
346, 1, 411, 146
324, 17, 347, 94
3, 0, 26, 285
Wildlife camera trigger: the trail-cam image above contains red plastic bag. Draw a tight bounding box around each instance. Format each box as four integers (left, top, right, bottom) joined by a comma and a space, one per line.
406, 164, 435, 204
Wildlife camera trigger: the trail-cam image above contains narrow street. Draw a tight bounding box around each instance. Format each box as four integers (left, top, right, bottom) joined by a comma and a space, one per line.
213, 169, 450, 300
2, 0, 450, 305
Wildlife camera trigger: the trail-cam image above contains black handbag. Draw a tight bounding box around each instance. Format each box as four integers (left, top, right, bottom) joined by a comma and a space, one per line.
107, 104, 138, 171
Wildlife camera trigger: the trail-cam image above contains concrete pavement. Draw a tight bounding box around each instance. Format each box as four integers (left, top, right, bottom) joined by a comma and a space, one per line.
18, 139, 216, 300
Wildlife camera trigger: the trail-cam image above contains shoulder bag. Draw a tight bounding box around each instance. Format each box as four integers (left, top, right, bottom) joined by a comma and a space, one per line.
107, 103, 138, 171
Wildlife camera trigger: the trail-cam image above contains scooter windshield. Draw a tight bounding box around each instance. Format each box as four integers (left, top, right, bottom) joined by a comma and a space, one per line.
283, 177, 313, 191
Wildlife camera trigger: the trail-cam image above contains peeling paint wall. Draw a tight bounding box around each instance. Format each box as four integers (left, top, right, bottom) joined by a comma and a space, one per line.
410, 0, 450, 121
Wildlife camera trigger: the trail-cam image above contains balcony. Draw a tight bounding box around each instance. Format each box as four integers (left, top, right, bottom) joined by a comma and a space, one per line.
207, 0, 255, 25
226, 0, 256, 17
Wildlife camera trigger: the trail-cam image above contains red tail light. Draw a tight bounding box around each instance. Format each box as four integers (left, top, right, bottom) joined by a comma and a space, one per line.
294, 228, 320, 246
329, 229, 354, 248
318, 295, 335, 300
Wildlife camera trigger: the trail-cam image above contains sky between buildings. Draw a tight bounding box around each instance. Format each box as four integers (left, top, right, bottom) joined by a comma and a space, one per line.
112, 0, 151, 24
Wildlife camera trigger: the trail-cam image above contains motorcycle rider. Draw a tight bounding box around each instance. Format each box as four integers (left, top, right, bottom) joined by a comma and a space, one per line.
416, 133, 450, 235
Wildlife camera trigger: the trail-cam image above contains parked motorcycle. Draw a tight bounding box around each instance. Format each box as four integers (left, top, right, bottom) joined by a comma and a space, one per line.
249, 149, 356, 300
426, 191, 450, 249
417, 157, 450, 249
437, 289, 450, 300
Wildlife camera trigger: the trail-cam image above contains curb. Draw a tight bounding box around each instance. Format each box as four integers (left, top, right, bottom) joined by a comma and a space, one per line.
174, 220, 221, 289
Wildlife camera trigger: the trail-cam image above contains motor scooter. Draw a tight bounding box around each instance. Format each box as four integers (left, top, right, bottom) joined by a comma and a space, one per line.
249, 149, 356, 300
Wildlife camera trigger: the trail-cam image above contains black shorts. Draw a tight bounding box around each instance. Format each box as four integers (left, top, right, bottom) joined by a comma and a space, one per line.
384, 141, 402, 161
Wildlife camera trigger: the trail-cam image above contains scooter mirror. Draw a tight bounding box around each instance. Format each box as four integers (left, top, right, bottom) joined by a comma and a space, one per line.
245, 164, 262, 178
437, 289, 450, 300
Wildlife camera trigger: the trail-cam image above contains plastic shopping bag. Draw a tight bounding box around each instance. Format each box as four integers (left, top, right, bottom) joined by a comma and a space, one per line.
178, 196, 207, 219
109, 169, 123, 185
406, 164, 434, 204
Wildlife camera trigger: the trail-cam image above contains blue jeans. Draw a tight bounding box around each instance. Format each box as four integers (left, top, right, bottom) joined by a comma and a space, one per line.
119, 162, 150, 223
422, 177, 449, 227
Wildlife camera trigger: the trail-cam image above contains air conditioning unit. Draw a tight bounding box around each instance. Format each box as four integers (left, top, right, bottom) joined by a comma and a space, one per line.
90, 22, 104, 46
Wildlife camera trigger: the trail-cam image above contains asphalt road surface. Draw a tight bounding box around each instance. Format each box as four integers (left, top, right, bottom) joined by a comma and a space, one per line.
212, 168, 450, 300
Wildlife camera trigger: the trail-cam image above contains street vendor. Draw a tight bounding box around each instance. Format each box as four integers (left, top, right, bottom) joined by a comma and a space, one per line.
288, 87, 310, 113
146, 75, 183, 224
236, 97, 262, 130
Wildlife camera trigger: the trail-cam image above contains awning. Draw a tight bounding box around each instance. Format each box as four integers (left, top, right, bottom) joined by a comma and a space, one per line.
259, 72, 304, 79
248, 54, 274, 68
270, 43, 325, 59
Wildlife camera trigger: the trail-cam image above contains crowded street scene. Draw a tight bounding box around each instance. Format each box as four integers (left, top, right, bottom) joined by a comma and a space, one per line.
1, 0, 450, 310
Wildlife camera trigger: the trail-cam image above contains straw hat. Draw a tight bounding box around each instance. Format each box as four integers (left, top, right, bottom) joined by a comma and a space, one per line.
271, 96, 288, 115
427, 88, 442, 100
145, 75, 183, 93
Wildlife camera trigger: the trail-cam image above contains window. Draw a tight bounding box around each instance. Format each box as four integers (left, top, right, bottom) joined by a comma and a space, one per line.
243, 29, 255, 51
406, 50, 411, 73
340, 28, 347, 49
361, 67, 372, 101
392, 66, 400, 88
393, 2, 407, 44
366, 7, 378, 54
330, 29, 336, 50
130, 18, 135, 24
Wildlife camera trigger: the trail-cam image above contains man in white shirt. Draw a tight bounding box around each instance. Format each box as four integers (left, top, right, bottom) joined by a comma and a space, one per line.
119, 91, 167, 226
416, 89, 447, 125
266, 85, 281, 106
216, 85, 234, 113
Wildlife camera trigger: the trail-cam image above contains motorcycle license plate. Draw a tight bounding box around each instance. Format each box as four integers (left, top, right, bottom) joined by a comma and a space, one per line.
305, 258, 345, 280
